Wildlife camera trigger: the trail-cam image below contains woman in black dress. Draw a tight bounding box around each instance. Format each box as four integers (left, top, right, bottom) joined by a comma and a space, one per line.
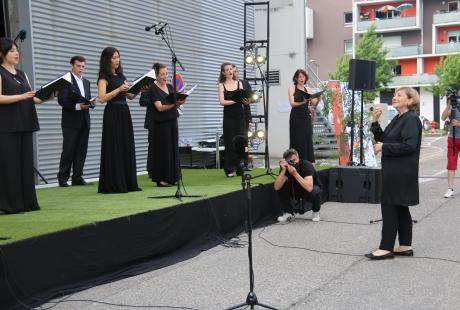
0, 38, 55, 214
288, 69, 320, 163
365, 87, 422, 260
97, 47, 143, 193
218, 62, 247, 177
139, 62, 185, 186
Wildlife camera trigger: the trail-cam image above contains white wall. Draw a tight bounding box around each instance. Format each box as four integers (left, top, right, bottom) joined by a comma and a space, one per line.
419, 88, 434, 120
255, 0, 306, 158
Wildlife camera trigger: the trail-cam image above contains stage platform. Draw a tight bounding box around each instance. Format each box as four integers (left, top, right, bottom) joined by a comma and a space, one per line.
0, 168, 330, 309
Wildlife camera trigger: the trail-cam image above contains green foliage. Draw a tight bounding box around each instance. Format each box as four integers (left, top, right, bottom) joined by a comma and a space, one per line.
328, 24, 396, 103
430, 54, 460, 97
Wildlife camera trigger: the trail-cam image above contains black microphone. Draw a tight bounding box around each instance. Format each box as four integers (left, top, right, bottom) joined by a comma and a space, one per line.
14, 29, 27, 43
240, 43, 255, 51
145, 24, 158, 31
155, 22, 168, 35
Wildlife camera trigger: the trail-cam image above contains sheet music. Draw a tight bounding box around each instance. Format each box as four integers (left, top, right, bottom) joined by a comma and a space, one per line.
41, 72, 72, 89
186, 84, 198, 95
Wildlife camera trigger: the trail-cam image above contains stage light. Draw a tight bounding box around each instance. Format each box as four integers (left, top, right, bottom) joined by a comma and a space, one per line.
245, 55, 255, 64
248, 130, 254, 138
256, 129, 265, 139
256, 55, 266, 64
251, 93, 260, 102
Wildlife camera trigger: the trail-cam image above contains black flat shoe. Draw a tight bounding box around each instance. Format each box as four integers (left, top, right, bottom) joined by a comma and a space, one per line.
156, 182, 173, 187
72, 179, 87, 186
365, 251, 395, 260
59, 182, 69, 187
393, 249, 414, 256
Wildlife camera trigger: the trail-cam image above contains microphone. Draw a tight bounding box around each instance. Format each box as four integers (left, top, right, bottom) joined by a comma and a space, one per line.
240, 43, 255, 51
14, 29, 27, 43
145, 23, 159, 31
155, 22, 168, 35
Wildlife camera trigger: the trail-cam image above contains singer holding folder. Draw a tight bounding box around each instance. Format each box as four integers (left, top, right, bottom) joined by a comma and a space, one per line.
288, 69, 320, 163
0, 38, 56, 214
97, 47, 143, 193
57, 56, 93, 187
139, 62, 185, 187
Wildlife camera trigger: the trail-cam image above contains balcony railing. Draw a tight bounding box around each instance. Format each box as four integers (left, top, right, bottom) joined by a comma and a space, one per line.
387, 45, 421, 57
435, 42, 460, 54
388, 74, 437, 87
433, 10, 460, 24
357, 16, 417, 31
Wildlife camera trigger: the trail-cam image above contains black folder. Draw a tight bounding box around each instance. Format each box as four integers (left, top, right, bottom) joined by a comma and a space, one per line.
127, 69, 156, 94
164, 85, 197, 105
35, 73, 73, 101
231, 89, 257, 104
69, 91, 97, 108
298, 89, 323, 100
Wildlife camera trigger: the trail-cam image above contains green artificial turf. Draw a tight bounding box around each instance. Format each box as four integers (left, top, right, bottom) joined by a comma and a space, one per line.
0, 168, 278, 245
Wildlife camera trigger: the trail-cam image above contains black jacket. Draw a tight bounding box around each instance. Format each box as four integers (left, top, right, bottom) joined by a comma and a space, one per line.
58, 73, 91, 129
371, 110, 422, 206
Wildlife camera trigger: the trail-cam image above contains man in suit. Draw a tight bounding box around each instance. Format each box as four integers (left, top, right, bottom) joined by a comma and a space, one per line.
57, 56, 93, 187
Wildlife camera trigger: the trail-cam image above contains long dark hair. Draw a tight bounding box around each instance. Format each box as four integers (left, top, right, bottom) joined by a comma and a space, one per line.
292, 69, 308, 85
219, 62, 233, 84
152, 62, 167, 76
98, 46, 123, 80
0, 38, 17, 65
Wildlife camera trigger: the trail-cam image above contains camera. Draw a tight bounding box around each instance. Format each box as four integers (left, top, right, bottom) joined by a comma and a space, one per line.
448, 89, 460, 109
286, 159, 296, 166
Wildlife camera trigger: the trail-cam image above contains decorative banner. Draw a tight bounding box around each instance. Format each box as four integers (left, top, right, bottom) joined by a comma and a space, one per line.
171, 72, 185, 93
328, 81, 377, 167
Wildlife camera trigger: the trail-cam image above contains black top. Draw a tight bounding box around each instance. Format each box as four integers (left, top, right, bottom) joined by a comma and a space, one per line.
99, 72, 127, 104
240, 79, 252, 121
223, 81, 245, 119
285, 160, 321, 199
291, 86, 310, 119
57, 73, 91, 129
149, 83, 177, 122
0, 66, 39, 133
371, 110, 422, 206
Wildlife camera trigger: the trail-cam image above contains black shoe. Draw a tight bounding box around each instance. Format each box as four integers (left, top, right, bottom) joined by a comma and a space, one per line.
393, 249, 414, 256
59, 182, 69, 187
156, 181, 173, 187
365, 251, 394, 260
72, 179, 87, 186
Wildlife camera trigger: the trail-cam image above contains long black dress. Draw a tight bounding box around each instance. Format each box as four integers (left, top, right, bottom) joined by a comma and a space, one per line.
98, 73, 139, 193
223, 82, 245, 175
0, 66, 40, 213
290, 86, 315, 162
142, 83, 179, 185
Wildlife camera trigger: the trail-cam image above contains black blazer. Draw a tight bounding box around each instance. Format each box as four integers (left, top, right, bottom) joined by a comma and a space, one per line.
371, 110, 422, 206
58, 73, 91, 129
139, 84, 155, 130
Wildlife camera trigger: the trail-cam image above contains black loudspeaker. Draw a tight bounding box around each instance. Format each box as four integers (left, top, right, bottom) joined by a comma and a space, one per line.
348, 59, 376, 90
328, 166, 381, 203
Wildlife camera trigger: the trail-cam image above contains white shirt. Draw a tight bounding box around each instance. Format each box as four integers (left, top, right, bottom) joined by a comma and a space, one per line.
71, 72, 85, 111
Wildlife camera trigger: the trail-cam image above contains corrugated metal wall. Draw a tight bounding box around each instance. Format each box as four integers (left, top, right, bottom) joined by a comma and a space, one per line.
31, 0, 253, 184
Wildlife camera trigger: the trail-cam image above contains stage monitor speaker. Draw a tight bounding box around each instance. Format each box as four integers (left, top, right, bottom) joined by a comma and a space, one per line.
348, 59, 376, 91
328, 166, 381, 203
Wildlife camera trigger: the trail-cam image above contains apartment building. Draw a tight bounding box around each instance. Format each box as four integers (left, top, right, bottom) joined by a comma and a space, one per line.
308, 0, 460, 123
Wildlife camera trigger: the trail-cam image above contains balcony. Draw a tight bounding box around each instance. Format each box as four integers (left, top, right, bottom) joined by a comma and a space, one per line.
357, 16, 417, 32
388, 74, 437, 87
433, 10, 460, 24
387, 45, 421, 58
435, 42, 460, 54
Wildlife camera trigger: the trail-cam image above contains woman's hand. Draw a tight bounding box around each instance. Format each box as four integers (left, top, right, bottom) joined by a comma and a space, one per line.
138, 85, 149, 93
374, 142, 383, 154
372, 107, 383, 122
22, 91, 36, 100
118, 82, 129, 93
242, 98, 252, 105
175, 99, 186, 107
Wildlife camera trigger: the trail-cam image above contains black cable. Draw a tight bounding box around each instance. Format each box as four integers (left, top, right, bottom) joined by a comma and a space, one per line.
39, 299, 201, 310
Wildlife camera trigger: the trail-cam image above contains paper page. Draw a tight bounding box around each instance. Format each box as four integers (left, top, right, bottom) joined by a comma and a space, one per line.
186, 84, 198, 95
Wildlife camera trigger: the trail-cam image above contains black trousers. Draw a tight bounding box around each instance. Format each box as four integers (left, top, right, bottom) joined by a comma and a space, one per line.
57, 126, 89, 183
0, 131, 39, 213
379, 204, 413, 251
276, 183, 321, 216
223, 116, 245, 174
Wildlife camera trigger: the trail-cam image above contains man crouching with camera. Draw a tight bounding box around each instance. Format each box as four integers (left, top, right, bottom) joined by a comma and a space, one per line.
274, 148, 322, 223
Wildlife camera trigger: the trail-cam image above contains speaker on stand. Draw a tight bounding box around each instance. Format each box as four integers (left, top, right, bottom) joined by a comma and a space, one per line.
347, 59, 376, 166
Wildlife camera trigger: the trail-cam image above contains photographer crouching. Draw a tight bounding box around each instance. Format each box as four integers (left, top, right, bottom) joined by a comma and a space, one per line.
274, 149, 322, 223
441, 89, 460, 198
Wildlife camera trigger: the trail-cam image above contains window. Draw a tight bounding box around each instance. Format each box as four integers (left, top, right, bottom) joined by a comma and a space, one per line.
344, 12, 353, 25
344, 40, 353, 54
448, 1, 459, 12
393, 64, 402, 76
265, 70, 280, 85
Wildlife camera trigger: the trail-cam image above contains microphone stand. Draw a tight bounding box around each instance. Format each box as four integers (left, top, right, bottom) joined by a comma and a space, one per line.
146, 23, 204, 201
224, 172, 279, 310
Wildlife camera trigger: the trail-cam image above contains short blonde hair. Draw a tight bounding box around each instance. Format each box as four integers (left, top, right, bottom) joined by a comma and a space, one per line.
395, 87, 419, 111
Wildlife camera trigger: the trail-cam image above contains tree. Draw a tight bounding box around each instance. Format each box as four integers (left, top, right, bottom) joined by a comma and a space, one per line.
430, 54, 460, 98
329, 24, 395, 102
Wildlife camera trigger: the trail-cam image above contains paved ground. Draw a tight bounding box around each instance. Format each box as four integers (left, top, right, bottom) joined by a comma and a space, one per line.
46, 135, 460, 310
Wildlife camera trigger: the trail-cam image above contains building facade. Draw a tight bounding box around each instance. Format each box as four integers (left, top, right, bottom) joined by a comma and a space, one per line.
1, 0, 253, 184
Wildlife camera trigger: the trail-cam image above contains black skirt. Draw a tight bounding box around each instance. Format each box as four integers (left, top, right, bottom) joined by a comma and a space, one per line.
149, 119, 179, 184
98, 102, 139, 193
289, 114, 315, 162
